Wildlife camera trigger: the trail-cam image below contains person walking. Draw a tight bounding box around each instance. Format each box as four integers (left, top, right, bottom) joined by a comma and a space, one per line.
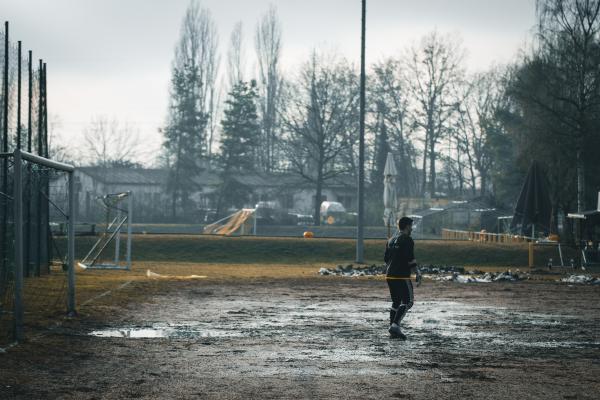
385, 216, 420, 339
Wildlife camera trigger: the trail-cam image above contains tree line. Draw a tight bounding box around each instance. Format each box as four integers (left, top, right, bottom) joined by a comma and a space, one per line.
160, 0, 599, 231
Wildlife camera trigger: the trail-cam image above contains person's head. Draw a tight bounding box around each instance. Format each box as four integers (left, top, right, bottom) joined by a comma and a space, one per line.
398, 216, 413, 234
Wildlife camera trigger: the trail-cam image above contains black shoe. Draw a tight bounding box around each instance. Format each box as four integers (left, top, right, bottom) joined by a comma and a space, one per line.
388, 324, 407, 340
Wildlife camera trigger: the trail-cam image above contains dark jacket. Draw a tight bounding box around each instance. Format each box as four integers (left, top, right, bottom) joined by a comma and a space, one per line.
384, 233, 415, 278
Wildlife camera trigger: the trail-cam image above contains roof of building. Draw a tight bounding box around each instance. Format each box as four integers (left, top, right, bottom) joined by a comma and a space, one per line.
77, 167, 168, 185
192, 170, 221, 186
77, 166, 358, 191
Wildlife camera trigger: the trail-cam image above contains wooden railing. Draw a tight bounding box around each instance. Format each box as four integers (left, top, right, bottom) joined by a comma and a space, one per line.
442, 229, 534, 243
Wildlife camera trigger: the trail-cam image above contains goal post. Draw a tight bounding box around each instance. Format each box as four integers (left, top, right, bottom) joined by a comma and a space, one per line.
2, 148, 76, 341
77, 191, 132, 270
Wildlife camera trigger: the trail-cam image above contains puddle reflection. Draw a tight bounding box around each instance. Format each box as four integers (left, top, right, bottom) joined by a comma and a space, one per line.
87, 300, 599, 353
89, 326, 243, 339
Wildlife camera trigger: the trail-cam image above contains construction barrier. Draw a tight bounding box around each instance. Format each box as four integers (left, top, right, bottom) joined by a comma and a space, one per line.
442, 229, 534, 243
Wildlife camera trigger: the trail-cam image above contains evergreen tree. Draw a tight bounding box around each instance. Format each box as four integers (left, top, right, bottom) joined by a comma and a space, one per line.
216, 80, 261, 214
163, 62, 207, 219
162, 1, 218, 220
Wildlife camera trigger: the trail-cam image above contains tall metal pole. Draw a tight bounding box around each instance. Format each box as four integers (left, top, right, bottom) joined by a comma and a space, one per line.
35, 59, 43, 275
2, 22, 8, 152
27, 51, 32, 153
42, 63, 50, 268
1, 21, 9, 287
356, 0, 366, 263
25, 50, 32, 277
126, 191, 133, 270
17, 41, 21, 149
13, 149, 24, 341
43, 63, 48, 158
67, 170, 76, 316
37, 59, 43, 156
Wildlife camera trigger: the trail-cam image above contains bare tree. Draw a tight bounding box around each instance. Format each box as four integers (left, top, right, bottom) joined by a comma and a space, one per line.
255, 4, 283, 172
533, 0, 600, 212
451, 69, 507, 197
83, 115, 140, 167
281, 51, 358, 225
175, 0, 220, 161
46, 114, 71, 164
370, 58, 418, 196
227, 21, 245, 88
407, 31, 466, 196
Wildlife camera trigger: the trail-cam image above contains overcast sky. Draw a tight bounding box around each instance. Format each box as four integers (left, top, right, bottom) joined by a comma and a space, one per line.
1, 0, 537, 165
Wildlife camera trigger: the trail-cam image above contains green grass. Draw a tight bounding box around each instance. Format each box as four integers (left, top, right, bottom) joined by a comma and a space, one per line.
63, 234, 576, 268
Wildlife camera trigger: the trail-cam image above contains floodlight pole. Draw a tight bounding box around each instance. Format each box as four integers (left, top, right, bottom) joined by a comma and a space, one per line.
356, 0, 366, 263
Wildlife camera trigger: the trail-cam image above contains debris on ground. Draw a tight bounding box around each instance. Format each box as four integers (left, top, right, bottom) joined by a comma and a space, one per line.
146, 270, 207, 279
318, 264, 530, 282
318, 265, 600, 284
560, 275, 600, 284
425, 270, 528, 283
419, 265, 466, 274
318, 264, 385, 277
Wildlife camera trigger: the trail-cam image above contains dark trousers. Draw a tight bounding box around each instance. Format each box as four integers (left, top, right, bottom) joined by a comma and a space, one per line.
387, 279, 414, 325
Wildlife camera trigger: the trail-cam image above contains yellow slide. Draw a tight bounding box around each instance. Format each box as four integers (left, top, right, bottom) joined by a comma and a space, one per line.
203, 209, 255, 236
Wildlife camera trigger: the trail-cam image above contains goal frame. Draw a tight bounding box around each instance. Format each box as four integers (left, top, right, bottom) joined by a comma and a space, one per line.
77, 191, 132, 271
1, 148, 76, 341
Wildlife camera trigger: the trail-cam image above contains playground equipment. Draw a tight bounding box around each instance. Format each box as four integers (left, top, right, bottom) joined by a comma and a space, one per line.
78, 192, 132, 270
203, 208, 257, 236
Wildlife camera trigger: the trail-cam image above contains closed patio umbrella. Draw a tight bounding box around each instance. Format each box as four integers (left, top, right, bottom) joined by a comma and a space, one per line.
383, 152, 398, 238
510, 160, 552, 237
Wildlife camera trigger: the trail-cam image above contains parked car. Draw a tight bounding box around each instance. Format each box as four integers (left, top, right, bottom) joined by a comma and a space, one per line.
320, 201, 347, 225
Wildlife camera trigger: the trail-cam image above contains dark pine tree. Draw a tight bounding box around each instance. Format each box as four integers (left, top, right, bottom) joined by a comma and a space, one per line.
217, 80, 261, 215
163, 62, 207, 219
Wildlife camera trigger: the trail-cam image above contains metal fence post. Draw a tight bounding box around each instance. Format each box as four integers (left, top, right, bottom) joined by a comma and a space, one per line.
67, 170, 76, 316
14, 149, 24, 341
126, 191, 132, 270
17, 41, 22, 150
27, 50, 32, 153
1, 21, 10, 308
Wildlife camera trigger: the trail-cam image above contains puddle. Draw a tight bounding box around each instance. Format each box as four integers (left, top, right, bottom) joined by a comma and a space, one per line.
89, 324, 244, 339
90, 328, 170, 338
87, 300, 599, 354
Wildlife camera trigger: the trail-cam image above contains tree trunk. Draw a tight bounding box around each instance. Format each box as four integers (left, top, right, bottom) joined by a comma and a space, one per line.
428, 136, 436, 196
421, 133, 428, 196
576, 148, 585, 212
314, 172, 323, 227
480, 173, 487, 197
171, 136, 183, 219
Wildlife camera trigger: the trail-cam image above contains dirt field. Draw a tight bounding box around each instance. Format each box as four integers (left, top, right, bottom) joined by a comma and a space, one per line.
1, 262, 599, 400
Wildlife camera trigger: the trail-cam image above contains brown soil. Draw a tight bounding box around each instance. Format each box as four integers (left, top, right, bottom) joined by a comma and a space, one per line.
1, 263, 599, 399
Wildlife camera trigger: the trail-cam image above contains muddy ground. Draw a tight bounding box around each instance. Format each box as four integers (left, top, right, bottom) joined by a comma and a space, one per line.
1, 274, 599, 399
